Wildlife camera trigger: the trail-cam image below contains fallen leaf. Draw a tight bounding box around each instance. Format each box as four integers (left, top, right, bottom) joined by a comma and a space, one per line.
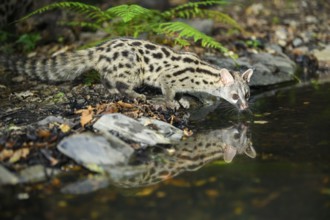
0, 149, 14, 161
59, 124, 71, 133
76, 106, 94, 127
183, 128, 193, 137
117, 100, 135, 108
37, 129, 51, 138
9, 148, 30, 163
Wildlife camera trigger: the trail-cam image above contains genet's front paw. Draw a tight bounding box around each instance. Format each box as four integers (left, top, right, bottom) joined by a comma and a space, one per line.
178, 97, 190, 109
165, 100, 181, 110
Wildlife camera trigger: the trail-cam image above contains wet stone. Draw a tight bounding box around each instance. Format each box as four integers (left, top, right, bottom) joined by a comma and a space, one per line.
19, 165, 59, 184
137, 116, 183, 141
93, 113, 172, 146
57, 132, 134, 172
0, 164, 19, 185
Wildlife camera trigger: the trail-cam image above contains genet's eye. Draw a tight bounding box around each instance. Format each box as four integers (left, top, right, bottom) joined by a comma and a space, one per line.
232, 93, 239, 100
245, 93, 250, 99
234, 133, 240, 139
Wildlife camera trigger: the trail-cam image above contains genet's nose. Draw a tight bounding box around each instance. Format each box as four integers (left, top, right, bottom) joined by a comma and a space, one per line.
240, 102, 248, 110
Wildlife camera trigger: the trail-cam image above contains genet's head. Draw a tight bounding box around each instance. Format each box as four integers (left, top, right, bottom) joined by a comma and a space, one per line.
213, 68, 253, 111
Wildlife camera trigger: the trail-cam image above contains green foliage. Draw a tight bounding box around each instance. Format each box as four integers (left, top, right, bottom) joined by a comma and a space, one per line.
83, 70, 100, 86
16, 33, 41, 52
156, 22, 229, 53
21, 0, 242, 57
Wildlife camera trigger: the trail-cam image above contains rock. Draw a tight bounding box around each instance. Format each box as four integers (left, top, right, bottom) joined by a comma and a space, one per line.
274, 27, 288, 47
93, 113, 172, 145
37, 115, 74, 127
61, 175, 109, 194
243, 53, 296, 86
312, 45, 330, 66
19, 165, 59, 184
0, 165, 19, 185
204, 52, 296, 87
58, 132, 134, 172
305, 15, 318, 24
292, 37, 304, 48
137, 117, 183, 141
246, 3, 265, 15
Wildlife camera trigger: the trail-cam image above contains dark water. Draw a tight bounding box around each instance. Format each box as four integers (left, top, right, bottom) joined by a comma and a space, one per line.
1, 83, 330, 220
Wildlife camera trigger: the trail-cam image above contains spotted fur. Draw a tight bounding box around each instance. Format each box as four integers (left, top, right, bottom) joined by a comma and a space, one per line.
0, 38, 254, 109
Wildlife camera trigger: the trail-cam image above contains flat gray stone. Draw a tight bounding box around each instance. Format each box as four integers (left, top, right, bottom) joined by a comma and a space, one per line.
0, 165, 19, 185
58, 133, 134, 172
93, 113, 171, 145
19, 165, 59, 184
137, 117, 183, 141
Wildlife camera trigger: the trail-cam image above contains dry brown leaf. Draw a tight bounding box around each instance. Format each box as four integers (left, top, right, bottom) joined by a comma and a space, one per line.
76, 106, 94, 127
117, 100, 135, 108
0, 149, 14, 161
183, 128, 193, 137
169, 115, 175, 125
9, 148, 30, 163
37, 129, 51, 138
104, 104, 118, 114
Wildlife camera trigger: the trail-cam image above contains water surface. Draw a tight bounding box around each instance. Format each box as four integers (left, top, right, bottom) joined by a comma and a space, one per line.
1, 83, 330, 220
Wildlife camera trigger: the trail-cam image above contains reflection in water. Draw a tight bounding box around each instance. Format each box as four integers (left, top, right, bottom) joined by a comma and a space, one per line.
103, 123, 256, 189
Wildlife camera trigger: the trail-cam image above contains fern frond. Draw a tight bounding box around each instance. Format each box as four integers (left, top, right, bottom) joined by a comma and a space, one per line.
20, 2, 111, 23
156, 22, 229, 53
60, 21, 102, 29
173, 9, 242, 31
162, 0, 229, 18
106, 4, 155, 23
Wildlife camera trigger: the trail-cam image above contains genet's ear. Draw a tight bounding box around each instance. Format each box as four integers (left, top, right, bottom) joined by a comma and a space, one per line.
242, 69, 253, 83
244, 145, 256, 159
219, 68, 234, 85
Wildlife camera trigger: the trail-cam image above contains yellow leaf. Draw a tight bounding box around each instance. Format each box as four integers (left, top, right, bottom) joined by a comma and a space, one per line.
9, 148, 30, 163
59, 124, 71, 133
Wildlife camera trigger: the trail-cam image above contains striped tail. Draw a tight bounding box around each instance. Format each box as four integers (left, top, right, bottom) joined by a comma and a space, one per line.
0, 49, 95, 81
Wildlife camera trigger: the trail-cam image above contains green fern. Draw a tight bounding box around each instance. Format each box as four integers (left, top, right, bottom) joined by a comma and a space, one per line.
162, 0, 229, 18
20, 2, 111, 22
155, 22, 229, 53
20, 0, 241, 57
106, 5, 155, 23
